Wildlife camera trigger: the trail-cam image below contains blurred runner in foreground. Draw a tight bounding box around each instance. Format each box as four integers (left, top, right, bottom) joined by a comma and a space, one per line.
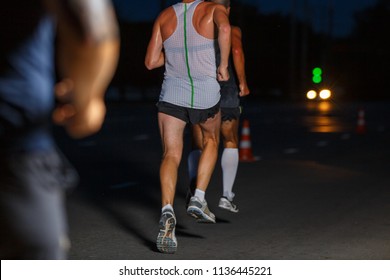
0, 0, 119, 259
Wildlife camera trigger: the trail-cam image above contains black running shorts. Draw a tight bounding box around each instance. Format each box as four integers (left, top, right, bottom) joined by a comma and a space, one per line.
157, 101, 220, 124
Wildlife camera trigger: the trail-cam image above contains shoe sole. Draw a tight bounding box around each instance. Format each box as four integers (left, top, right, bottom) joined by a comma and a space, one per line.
156, 217, 177, 253
218, 203, 239, 213
187, 206, 216, 223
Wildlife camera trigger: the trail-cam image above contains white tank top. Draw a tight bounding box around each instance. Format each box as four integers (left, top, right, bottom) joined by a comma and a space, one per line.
160, 0, 220, 109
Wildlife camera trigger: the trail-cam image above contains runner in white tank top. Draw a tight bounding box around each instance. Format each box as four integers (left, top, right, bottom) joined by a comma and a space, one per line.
145, 0, 231, 254
160, 0, 220, 109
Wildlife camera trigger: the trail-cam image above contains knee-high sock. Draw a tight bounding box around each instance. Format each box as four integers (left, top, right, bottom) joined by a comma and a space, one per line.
221, 148, 239, 201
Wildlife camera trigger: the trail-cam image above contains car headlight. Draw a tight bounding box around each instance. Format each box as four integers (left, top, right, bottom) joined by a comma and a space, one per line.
319, 89, 332, 100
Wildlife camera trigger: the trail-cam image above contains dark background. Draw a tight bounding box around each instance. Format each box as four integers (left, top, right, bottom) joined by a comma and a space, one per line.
110, 0, 390, 102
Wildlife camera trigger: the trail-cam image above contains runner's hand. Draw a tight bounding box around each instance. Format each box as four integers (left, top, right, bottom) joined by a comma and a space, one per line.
52, 79, 106, 139
239, 83, 250, 97
217, 66, 229, 81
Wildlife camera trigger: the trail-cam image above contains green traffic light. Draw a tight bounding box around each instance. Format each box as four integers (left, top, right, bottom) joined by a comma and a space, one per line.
312, 67, 322, 84
312, 67, 322, 76
312, 76, 322, 83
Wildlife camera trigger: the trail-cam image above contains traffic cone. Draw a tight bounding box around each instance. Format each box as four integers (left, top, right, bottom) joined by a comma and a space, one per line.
239, 119, 256, 162
356, 108, 366, 134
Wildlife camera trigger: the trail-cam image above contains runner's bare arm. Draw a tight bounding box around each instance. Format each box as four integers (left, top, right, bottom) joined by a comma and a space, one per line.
213, 5, 231, 81
145, 17, 165, 70
48, 0, 120, 138
231, 26, 250, 96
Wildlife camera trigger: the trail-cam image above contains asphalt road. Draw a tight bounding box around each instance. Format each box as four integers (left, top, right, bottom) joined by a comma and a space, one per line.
55, 99, 390, 260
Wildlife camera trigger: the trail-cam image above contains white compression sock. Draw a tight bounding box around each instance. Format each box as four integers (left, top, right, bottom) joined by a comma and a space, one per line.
221, 148, 239, 201
188, 149, 201, 182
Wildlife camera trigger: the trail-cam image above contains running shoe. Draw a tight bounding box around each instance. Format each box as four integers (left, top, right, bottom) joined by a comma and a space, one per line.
156, 209, 177, 253
218, 197, 239, 213
187, 196, 216, 223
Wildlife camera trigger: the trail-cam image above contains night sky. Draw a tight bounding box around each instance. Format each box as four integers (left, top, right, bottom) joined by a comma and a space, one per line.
113, 0, 377, 37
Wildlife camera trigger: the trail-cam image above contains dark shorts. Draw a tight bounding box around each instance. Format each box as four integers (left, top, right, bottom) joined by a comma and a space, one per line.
220, 85, 240, 108
221, 106, 241, 122
157, 101, 220, 125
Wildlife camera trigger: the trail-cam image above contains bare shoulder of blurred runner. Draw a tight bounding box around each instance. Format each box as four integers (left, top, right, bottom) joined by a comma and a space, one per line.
48, 0, 120, 138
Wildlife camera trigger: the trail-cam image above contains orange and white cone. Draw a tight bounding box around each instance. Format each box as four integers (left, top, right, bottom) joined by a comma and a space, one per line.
356, 108, 366, 134
239, 119, 256, 162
